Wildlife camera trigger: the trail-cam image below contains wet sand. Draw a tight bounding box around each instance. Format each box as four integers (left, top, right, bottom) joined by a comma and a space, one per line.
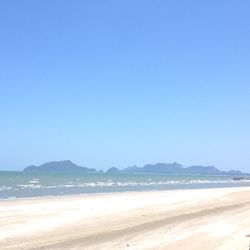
1, 187, 250, 250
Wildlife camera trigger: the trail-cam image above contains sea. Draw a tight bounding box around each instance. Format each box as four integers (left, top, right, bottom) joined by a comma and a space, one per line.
0, 171, 250, 199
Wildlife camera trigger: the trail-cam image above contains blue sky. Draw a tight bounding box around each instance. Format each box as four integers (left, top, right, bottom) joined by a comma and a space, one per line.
0, 0, 250, 171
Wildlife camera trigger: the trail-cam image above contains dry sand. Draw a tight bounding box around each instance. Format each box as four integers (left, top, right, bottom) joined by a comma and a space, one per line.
1, 187, 250, 250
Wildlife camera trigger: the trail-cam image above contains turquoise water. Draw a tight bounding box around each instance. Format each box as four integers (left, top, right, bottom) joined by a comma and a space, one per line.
0, 171, 249, 199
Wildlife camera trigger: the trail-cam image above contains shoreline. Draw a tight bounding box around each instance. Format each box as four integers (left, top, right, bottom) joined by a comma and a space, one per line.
1, 187, 250, 249
1, 185, 246, 201
1, 181, 250, 201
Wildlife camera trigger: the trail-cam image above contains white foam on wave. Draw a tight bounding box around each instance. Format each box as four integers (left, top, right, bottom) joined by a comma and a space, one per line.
17, 184, 41, 189
0, 186, 12, 191
7, 178, 247, 193
29, 180, 39, 184
42, 185, 59, 189
58, 184, 75, 188
42, 179, 238, 189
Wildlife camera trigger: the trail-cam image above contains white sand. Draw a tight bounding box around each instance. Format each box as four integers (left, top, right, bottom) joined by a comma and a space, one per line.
1, 187, 250, 250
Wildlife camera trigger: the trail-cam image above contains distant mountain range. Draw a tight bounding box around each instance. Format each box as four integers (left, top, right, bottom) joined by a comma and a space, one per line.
23, 160, 247, 175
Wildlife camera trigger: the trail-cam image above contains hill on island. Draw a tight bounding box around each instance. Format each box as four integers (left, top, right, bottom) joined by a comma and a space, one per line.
107, 163, 244, 175
24, 160, 96, 173
23, 160, 246, 175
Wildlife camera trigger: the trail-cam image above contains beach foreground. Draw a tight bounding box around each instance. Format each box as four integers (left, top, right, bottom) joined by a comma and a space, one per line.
1, 187, 250, 250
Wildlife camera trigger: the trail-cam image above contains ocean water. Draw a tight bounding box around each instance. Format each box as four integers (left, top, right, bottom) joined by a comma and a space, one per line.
0, 171, 249, 199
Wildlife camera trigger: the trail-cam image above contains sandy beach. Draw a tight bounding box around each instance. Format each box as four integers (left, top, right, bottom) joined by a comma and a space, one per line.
1, 187, 250, 250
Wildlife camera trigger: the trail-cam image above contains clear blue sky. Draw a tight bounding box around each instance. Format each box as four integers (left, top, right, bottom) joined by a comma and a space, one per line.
0, 0, 250, 171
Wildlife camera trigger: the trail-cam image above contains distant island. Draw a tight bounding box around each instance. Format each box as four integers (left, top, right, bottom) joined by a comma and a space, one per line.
23, 160, 247, 175
24, 160, 96, 173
